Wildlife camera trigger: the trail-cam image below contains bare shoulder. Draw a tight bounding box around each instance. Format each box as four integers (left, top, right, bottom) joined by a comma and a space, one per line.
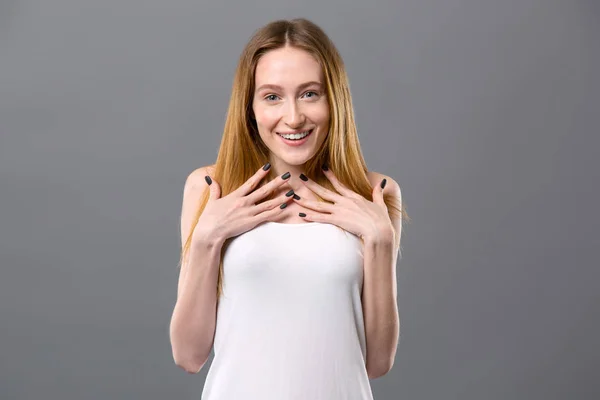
187, 164, 216, 183
367, 170, 402, 200
184, 164, 216, 192
180, 163, 216, 242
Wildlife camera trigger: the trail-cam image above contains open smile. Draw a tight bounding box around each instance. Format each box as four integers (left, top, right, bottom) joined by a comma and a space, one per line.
276, 129, 314, 146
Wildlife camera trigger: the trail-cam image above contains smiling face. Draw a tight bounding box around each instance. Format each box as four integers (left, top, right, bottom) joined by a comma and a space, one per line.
252, 46, 330, 173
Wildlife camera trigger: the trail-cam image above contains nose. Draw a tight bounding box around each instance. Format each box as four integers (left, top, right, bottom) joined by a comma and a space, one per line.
283, 100, 306, 128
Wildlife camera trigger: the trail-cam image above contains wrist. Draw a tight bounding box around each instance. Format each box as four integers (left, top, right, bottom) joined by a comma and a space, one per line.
193, 231, 225, 252
363, 225, 394, 246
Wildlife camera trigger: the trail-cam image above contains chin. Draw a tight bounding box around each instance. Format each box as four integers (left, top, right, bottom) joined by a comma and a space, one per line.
276, 153, 313, 166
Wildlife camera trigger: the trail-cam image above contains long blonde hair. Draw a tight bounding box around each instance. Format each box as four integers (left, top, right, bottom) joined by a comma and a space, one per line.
180, 18, 409, 299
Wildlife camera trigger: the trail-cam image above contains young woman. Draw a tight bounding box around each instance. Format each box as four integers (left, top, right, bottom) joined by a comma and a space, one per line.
169, 18, 408, 399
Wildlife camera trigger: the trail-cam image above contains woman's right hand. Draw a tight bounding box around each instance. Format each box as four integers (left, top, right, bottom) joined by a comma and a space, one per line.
191, 164, 292, 246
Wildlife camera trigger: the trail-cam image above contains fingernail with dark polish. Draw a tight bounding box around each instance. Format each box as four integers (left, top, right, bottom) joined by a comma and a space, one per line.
281, 172, 291, 180
293, 194, 301, 200
322, 163, 328, 171
380, 178, 387, 189
263, 162, 271, 171
205, 176, 212, 185
299, 173, 308, 181
299, 212, 306, 217
280, 202, 288, 209
286, 189, 294, 197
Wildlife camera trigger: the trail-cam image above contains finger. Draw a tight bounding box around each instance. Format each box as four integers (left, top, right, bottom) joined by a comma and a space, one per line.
233, 162, 279, 196
292, 197, 335, 214
298, 173, 342, 203
251, 196, 292, 224
321, 165, 360, 199
246, 171, 292, 204
298, 211, 332, 224
204, 175, 221, 201
373, 178, 387, 206
252, 189, 295, 215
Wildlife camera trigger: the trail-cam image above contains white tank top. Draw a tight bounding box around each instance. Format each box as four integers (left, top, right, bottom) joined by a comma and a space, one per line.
201, 221, 374, 400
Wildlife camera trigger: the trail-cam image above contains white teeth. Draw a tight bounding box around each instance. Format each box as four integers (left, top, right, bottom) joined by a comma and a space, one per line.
280, 130, 310, 140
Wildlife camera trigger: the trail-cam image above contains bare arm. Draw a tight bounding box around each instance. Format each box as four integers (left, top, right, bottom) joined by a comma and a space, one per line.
169, 163, 293, 373
363, 177, 402, 379
169, 166, 221, 374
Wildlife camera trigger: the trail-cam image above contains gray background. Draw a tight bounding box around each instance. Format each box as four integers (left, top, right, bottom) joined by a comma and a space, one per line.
1, 0, 598, 399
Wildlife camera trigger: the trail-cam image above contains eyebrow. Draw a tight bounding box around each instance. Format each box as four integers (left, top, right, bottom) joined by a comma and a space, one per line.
255, 81, 323, 92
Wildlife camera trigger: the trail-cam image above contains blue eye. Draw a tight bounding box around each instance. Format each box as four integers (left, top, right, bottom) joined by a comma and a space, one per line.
265, 94, 279, 101
303, 91, 319, 99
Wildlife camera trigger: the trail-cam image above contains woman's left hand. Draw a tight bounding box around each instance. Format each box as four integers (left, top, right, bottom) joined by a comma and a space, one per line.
294, 168, 394, 243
